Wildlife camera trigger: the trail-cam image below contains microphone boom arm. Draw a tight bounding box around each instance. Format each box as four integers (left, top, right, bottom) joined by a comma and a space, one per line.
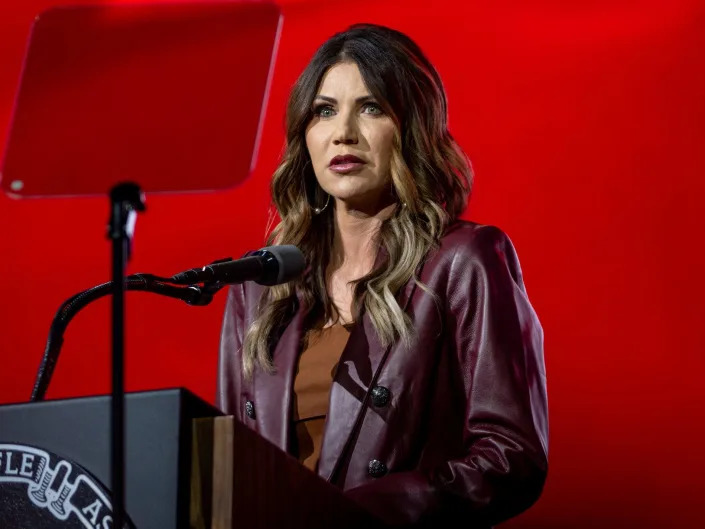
30, 275, 226, 402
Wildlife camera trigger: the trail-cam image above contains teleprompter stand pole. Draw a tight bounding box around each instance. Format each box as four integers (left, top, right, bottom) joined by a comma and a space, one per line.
107, 183, 145, 529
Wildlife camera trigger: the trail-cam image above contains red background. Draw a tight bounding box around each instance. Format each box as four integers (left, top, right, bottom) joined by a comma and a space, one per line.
1, 1, 704, 527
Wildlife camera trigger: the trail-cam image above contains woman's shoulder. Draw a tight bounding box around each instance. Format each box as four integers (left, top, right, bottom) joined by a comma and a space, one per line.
225, 280, 267, 317
424, 220, 524, 286
438, 220, 517, 257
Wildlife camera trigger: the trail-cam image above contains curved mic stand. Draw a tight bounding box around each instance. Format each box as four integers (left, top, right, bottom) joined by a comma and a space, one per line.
30, 274, 225, 402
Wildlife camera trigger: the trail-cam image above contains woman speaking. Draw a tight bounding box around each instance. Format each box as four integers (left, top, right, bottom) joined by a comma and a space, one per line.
217, 23, 548, 528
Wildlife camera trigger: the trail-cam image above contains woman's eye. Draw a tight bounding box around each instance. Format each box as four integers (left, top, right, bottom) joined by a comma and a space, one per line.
362, 103, 383, 115
314, 105, 335, 117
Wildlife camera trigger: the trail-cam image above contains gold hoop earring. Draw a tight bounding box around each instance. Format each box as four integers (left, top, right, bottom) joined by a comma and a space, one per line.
313, 193, 330, 215
303, 159, 329, 215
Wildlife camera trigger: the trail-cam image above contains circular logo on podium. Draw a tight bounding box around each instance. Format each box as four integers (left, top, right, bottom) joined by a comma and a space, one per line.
0, 443, 135, 529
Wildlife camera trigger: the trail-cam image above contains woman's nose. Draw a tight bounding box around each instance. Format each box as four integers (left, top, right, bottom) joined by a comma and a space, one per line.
333, 112, 358, 145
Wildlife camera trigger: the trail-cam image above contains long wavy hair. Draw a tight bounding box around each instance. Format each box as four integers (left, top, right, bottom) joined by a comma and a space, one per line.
242, 23, 473, 377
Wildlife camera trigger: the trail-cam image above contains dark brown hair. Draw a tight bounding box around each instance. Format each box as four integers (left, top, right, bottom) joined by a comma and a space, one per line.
243, 23, 473, 376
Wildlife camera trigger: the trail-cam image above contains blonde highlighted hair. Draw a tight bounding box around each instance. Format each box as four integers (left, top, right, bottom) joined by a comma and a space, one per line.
242, 24, 472, 377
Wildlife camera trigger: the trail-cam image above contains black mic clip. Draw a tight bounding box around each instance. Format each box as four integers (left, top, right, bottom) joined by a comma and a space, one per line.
180, 280, 227, 306
134, 256, 234, 304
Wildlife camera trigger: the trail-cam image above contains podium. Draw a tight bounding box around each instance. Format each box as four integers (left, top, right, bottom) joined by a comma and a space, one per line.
0, 389, 383, 529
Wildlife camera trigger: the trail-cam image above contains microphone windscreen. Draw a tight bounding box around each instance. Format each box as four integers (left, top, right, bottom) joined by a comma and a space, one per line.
258, 245, 306, 285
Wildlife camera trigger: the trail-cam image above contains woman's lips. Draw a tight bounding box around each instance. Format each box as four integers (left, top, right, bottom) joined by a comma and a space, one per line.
329, 161, 365, 174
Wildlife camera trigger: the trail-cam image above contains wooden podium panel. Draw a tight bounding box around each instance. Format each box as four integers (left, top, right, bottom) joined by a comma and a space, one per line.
191, 416, 384, 529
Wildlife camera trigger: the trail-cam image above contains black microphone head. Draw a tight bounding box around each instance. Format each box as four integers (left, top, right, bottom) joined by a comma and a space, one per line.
253, 245, 306, 286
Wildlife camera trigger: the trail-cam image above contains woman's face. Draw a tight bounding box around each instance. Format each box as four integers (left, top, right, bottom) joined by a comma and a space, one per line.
305, 62, 396, 212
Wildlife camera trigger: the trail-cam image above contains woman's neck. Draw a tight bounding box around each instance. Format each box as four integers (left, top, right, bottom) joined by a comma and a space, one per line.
330, 200, 396, 275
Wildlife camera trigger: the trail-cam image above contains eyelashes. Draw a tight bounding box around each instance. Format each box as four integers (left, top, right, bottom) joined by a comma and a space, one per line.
312, 104, 335, 118
362, 102, 383, 115
311, 101, 384, 118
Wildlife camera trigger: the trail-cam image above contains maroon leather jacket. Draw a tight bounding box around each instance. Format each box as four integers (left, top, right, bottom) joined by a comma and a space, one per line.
217, 221, 548, 527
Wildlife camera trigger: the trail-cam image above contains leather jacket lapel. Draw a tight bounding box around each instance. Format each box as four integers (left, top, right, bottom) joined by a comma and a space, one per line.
318, 279, 418, 482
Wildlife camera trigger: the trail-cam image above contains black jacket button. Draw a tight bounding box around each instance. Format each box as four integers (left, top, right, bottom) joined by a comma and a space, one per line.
370, 386, 390, 407
245, 400, 256, 419
368, 459, 388, 478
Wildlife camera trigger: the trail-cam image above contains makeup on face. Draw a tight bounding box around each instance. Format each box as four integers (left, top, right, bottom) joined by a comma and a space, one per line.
305, 62, 396, 209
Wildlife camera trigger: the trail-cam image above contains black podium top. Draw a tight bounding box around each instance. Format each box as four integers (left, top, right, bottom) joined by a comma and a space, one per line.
0, 388, 221, 529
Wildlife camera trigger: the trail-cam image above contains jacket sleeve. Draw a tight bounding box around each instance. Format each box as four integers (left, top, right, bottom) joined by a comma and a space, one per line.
346, 225, 548, 527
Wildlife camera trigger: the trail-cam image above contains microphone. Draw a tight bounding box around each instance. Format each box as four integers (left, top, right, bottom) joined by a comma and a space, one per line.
170, 245, 305, 286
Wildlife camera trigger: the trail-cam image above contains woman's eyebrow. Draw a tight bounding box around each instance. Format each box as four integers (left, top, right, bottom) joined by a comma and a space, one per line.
313, 95, 375, 104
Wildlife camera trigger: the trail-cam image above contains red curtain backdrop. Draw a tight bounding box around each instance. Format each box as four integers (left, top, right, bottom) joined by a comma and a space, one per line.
1, 1, 703, 527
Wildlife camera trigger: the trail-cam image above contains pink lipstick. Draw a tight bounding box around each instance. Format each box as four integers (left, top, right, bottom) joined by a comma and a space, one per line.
329, 154, 365, 174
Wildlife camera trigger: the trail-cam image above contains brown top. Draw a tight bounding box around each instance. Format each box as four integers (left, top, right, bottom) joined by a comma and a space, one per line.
292, 323, 351, 471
